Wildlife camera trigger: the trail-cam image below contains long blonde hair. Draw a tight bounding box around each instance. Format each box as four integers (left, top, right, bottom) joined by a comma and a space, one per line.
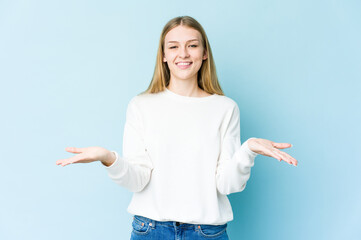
140, 16, 224, 96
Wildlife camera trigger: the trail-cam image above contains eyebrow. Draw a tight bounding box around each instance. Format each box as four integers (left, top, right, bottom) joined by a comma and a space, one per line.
167, 39, 199, 44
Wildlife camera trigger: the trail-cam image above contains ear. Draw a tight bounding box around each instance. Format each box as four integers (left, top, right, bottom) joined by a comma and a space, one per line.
163, 55, 167, 62
203, 50, 208, 60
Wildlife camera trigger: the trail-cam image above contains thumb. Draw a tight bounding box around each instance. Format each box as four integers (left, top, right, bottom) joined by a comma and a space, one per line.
273, 142, 292, 149
65, 147, 83, 153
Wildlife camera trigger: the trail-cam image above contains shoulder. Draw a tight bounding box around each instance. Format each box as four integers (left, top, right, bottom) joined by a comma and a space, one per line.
216, 95, 240, 112
126, 91, 163, 112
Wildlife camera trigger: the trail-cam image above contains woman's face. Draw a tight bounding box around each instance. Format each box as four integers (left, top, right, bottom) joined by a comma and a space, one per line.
163, 25, 208, 83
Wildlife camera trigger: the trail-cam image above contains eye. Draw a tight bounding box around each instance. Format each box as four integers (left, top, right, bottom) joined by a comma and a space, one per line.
190, 45, 198, 48
169, 46, 177, 49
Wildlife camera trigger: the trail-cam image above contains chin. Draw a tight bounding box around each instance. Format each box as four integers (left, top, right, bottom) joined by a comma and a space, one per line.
175, 74, 197, 80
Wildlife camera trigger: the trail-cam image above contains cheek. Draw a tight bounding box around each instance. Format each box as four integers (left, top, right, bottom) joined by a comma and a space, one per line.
193, 50, 204, 60
165, 53, 176, 63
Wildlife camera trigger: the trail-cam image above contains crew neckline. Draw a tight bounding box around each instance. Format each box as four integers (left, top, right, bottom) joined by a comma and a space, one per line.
164, 87, 217, 102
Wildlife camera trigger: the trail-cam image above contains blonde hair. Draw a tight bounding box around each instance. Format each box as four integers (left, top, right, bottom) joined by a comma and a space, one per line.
140, 16, 224, 96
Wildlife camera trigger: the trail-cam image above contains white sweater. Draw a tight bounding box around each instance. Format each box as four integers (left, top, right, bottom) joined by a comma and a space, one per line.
105, 87, 258, 225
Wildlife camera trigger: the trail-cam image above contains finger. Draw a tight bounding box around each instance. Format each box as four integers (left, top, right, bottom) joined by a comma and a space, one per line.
270, 149, 292, 165
61, 159, 75, 167
56, 159, 71, 167
57, 154, 84, 166
56, 159, 64, 165
282, 152, 298, 166
280, 151, 298, 166
268, 149, 283, 162
273, 142, 292, 149
56, 158, 70, 165
277, 151, 298, 166
65, 147, 83, 153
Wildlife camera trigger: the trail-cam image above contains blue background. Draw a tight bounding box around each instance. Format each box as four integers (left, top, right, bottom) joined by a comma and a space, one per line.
1, 0, 360, 239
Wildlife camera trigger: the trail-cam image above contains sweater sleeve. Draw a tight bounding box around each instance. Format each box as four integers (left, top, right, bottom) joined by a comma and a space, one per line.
104, 97, 154, 193
215, 103, 258, 195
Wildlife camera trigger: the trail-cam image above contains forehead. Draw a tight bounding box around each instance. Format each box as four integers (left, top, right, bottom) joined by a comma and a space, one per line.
164, 26, 201, 44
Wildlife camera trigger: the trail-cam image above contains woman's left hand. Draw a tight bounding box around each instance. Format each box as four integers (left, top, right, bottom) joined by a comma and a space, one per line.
247, 138, 298, 166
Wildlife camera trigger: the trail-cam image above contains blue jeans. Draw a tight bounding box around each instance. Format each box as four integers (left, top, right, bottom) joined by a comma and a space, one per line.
130, 215, 229, 240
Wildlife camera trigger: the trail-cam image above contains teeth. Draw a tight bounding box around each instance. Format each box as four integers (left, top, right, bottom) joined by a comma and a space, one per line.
177, 62, 192, 66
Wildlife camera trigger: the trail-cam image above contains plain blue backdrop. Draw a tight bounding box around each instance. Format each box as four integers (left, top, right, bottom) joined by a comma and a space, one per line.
1, 0, 360, 239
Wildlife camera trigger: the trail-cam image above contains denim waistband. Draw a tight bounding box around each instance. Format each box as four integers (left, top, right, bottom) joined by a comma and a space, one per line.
133, 215, 227, 230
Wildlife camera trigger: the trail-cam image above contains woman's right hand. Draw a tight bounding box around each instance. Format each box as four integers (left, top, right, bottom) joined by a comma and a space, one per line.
56, 146, 116, 167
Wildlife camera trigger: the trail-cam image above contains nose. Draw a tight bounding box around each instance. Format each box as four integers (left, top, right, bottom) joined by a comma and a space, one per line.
179, 45, 190, 58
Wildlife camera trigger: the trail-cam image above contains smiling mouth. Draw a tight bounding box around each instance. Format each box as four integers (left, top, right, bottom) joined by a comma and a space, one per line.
176, 62, 192, 65
176, 62, 193, 69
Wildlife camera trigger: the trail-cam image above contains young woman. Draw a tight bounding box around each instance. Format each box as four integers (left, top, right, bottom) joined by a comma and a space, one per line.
56, 16, 298, 240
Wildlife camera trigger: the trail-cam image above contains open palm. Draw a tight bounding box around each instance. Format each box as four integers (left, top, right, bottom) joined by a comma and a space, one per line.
247, 138, 298, 166
56, 146, 111, 167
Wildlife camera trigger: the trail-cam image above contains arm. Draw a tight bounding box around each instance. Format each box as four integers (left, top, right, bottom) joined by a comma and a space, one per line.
103, 97, 154, 193
215, 103, 258, 195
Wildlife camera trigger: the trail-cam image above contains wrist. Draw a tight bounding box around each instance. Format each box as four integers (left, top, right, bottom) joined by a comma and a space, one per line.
246, 138, 258, 155
101, 151, 116, 167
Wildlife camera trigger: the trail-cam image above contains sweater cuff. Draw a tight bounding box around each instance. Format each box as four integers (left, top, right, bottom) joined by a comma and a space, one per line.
103, 150, 128, 177
241, 138, 259, 158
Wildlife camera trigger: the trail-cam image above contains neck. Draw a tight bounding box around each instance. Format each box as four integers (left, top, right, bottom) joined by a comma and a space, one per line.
167, 76, 202, 97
